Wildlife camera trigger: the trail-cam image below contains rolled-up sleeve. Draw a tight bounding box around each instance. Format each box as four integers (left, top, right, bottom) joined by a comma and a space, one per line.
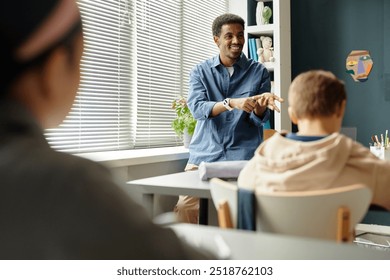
187, 66, 217, 120
249, 108, 270, 127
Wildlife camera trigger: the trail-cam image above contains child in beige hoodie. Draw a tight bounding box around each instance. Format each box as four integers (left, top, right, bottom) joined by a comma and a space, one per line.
238, 70, 390, 211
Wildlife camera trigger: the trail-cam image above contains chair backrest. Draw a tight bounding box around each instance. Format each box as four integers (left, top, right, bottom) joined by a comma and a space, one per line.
210, 178, 238, 228
255, 184, 372, 241
263, 129, 277, 140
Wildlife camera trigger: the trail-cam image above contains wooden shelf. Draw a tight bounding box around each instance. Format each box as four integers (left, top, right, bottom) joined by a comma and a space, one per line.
262, 62, 274, 71
229, 0, 291, 131
247, 24, 274, 36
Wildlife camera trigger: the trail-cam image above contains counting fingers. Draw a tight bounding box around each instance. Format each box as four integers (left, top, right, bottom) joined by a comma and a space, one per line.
252, 93, 284, 112
268, 101, 280, 113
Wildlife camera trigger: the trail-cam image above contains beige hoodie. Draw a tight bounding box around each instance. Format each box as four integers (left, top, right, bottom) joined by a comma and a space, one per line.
238, 132, 390, 210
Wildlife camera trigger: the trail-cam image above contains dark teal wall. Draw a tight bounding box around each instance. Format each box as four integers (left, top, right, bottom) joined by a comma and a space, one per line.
291, 0, 390, 146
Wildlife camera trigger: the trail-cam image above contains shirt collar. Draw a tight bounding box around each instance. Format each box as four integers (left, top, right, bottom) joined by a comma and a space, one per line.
212, 53, 248, 69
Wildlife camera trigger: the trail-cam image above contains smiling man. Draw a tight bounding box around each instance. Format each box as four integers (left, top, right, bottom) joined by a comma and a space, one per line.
174, 13, 283, 223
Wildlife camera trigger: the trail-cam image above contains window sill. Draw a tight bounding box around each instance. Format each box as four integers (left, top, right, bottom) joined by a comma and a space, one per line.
77, 146, 189, 168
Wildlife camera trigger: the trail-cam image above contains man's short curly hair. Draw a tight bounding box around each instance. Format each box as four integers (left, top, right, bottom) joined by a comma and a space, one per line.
212, 13, 245, 37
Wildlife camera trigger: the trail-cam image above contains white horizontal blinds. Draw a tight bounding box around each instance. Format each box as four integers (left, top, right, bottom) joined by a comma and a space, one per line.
134, 0, 182, 148
45, 0, 228, 153
134, 0, 228, 149
181, 0, 228, 95
45, 0, 134, 153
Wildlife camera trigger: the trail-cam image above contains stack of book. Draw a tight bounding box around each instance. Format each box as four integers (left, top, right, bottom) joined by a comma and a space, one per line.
248, 37, 261, 61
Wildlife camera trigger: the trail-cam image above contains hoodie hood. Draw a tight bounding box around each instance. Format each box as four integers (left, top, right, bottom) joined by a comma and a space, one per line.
239, 133, 356, 192
238, 132, 390, 210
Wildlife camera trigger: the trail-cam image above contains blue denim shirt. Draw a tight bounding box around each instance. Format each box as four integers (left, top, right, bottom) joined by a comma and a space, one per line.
187, 53, 271, 165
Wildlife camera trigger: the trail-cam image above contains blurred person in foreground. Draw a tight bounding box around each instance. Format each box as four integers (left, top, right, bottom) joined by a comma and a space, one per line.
0, 0, 209, 259
238, 70, 390, 211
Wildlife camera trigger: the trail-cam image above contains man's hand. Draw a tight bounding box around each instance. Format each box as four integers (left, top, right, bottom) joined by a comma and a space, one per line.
253, 92, 284, 113
225, 93, 284, 115
229, 97, 258, 113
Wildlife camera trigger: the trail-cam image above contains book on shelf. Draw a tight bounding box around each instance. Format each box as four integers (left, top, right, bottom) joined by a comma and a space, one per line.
248, 38, 258, 61
248, 38, 254, 60
255, 38, 261, 50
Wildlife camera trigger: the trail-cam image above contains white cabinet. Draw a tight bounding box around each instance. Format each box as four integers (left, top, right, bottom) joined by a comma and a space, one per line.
229, 0, 291, 131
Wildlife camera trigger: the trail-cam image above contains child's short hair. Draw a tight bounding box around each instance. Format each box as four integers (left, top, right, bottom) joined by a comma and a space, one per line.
288, 70, 347, 119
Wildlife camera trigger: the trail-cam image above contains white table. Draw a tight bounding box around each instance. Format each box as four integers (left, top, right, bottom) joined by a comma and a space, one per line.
171, 224, 390, 259
126, 171, 214, 224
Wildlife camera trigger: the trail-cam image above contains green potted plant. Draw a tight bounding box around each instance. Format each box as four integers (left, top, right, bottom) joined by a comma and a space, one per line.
171, 95, 197, 147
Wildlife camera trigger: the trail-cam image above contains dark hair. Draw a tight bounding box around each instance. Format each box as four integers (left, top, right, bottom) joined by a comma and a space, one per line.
0, 20, 82, 96
0, 0, 82, 95
212, 13, 245, 37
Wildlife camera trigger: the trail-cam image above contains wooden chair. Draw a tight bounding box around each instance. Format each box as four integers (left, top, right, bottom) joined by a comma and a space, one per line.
263, 129, 277, 140
210, 178, 238, 228
255, 184, 372, 242
210, 178, 372, 242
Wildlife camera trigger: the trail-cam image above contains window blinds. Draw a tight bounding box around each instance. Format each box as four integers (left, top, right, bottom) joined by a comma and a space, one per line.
45, 0, 227, 153
134, 0, 182, 148
45, 0, 134, 153
181, 1, 228, 94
